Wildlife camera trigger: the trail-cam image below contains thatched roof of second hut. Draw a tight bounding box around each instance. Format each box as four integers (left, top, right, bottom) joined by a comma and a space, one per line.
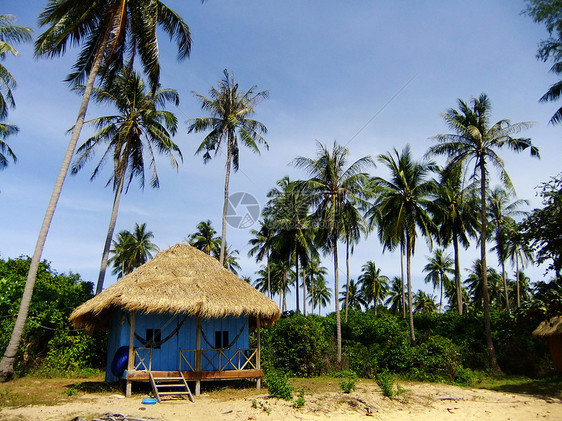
532, 316, 562, 338
70, 244, 280, 330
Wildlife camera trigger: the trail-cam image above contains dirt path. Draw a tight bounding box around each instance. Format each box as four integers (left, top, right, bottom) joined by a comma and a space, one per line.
1, 381, 560, 421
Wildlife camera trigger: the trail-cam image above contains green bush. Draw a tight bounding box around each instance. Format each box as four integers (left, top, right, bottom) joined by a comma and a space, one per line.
261, 314, 328, 376
0, 256, 104, 375
411, 335, 462, 382
263, 369, 293, 400
374, 370, 396, 399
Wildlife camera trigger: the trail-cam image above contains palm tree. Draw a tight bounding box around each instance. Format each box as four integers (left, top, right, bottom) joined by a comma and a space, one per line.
214, 243, 242, 275
385, 276, 405, 315
427, 93, 538, 374
265, 177, 316, 313
303, 256, 329, 314
339, 279, 366, 311
422, 249, 454, 313
428, 164, 479, 313
488, 186, 529, 312
248, 217, 275, 297
342, 201, 367, 321
71, 67, 181, 295
293, 140, 373, 364
465, 259, 504, 311
0, 14, 32, 119
109, 222, 159, 279
369, 145, 435, 341
0, 121, 17, 171
413, 290, 437, 313
358, 261, 389, 315
0, 14, 31, 170
0, 0, 192, 381
188, 220, 221, 256
188, 69, 268, 266
308, 277, 332, 315
505, 221, 534, 308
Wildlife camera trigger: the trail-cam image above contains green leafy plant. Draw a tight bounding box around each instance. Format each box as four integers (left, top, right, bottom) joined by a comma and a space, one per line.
264, 369, 293, 400
375, 371, 395, 399
292, 387, 306, 408
339, 377, 357, 393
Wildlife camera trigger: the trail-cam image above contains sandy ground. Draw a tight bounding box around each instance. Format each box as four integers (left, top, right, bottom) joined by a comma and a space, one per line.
0, 381, 560, 421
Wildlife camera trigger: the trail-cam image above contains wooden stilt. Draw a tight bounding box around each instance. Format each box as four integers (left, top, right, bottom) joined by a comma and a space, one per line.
256, 316, 261, 390
195, 316, 201, 396
126, 311, 135, 397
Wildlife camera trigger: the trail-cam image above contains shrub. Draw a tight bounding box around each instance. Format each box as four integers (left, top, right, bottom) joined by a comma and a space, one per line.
374, 371, 395, 399
411, 335, 462, 382
263, 369, 293, 400
261, 314, 328, 376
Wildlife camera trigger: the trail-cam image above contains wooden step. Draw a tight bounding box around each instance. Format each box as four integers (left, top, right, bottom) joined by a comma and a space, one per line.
149, 371, 194, 403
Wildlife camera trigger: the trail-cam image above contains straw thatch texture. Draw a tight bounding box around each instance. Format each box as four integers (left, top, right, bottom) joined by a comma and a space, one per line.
70, 244, 280, 330
533, 316, 562, 338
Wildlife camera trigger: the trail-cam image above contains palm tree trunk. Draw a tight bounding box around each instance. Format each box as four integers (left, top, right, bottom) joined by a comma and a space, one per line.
406, 234, 415, 342
439, 274, 443, 314
333, 234, 342, 364
95, 165, 125, 294
219, 132, 233, 266
267, 252, 271, 299
302, 263, 307, 316
295, 251, 300, 313
480, 161, 501, 374
453, 235, 463, 314
515, 253, 520, 309
344, 241, 350, 322
401, 243, 406, 319
501, 261, 510, 312
0, 34, 108, 381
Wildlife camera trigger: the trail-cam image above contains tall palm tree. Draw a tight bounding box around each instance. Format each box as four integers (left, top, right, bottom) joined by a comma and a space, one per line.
385, 276, 405, 316
465, 259, 504, 311
72, 67, 181, 295
358, 261, 389, 315
110, 222, 159, 279
505, 221, 534, 308
248, 217, 275, 297
422, 249, 454, 313
293, 140, 373, 364
188, 69, 268, 265
428, 164, 479, 314
488, 186, 529, 312
0, 14, 32, 119
265, 177, 316, 314
427, 93, 538, 374
0, 14, 31, 170
308, 276, 332, 315
369, 145, 435, 341
342, 201, 367, 321
413, 290, 437, 313
303, 256, 329, 314
339, 279, 366, 311
188, 220, 221, 256
0, 0, 192, 381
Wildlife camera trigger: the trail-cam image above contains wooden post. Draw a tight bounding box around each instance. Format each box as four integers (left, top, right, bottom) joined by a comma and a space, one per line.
126, 311, 135, 397
256, 316, 261, 390
195, 316, 201, 396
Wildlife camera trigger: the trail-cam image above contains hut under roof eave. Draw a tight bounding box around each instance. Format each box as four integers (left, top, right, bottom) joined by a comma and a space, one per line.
69, 244, 280, 331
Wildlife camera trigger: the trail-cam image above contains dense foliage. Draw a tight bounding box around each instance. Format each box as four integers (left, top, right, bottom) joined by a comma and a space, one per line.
261, 310, 552, 383
0, 257, 105, 375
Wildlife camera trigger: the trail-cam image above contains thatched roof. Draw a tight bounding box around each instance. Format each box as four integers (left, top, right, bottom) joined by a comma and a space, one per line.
70, 244, 280, 331
532, 316, 562, 338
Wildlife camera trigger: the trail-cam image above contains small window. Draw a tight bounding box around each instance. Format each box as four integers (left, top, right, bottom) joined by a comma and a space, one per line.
146, 328, 161, 349
214, 330, 229, 349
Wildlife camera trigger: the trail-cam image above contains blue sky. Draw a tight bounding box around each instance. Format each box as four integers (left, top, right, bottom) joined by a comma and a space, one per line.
1, 0, 559, 312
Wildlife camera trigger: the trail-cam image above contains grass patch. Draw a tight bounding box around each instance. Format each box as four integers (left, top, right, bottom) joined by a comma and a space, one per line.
473, 373, 562, 400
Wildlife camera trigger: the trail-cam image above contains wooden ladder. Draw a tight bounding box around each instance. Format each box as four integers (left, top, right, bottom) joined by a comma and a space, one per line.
149, 372, 194, 403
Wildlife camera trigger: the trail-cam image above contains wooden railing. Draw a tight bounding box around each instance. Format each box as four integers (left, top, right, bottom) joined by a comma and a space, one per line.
134, 347, 152, 371
180, 348, 257, 372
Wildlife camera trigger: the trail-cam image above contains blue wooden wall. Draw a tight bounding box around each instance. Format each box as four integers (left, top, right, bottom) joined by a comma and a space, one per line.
105, 310, 249, 382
